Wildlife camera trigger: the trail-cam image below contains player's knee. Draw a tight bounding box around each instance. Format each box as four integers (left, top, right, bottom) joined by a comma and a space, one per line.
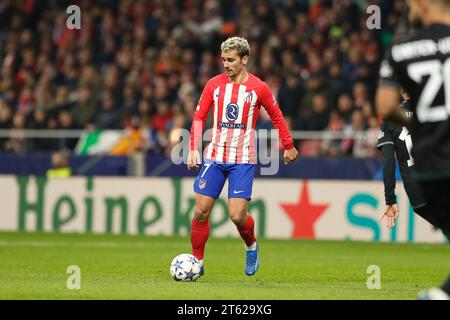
230, 213, 246, 227
193, 205, 210, 222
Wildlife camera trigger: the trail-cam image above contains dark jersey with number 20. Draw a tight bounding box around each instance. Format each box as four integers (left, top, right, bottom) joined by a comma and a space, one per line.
377, 101, 426, 209
379, 24, 450, 180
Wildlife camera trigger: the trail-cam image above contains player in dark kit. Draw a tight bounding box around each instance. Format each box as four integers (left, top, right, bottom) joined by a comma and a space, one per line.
376, 0, 450, 300
377, 89, 437, 228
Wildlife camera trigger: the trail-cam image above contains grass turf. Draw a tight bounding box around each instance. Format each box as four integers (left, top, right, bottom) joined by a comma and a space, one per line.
0, 231, 448, 300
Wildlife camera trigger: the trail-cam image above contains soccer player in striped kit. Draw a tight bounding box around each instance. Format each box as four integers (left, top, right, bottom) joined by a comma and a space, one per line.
187, 37, 299, 277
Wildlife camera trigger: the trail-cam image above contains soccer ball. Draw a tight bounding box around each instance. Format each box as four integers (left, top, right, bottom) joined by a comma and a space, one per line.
170, 253, 201, 282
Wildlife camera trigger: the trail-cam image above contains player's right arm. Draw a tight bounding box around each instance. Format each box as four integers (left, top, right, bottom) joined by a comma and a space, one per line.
377, 121, 399, 228
188, 81, 214, 170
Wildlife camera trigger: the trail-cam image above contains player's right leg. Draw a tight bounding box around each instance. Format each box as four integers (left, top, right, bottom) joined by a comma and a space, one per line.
192, 160, 226, 275
414, 206, 442, 233
191, 194, 215, 276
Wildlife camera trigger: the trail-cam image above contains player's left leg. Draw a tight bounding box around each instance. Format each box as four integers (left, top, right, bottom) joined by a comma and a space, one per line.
227, 163, 258, 276
228, 198, 258, 276
417, 178, 450, 300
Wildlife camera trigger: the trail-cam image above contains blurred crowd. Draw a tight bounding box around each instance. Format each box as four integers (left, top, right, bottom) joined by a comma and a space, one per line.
0, 0, 406, 157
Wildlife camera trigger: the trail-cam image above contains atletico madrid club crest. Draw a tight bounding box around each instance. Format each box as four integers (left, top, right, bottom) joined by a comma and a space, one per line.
199, 179, 207, 190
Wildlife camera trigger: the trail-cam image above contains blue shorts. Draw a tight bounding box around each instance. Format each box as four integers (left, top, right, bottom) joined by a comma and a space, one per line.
193, 160, 256, 200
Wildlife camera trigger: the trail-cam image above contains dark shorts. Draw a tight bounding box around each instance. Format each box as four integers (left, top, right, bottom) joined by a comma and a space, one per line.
418, 178, 450, 236
414, 206, 439, 228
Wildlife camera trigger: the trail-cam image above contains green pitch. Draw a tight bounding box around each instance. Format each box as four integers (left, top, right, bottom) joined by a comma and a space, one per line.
0, 231, 448, 300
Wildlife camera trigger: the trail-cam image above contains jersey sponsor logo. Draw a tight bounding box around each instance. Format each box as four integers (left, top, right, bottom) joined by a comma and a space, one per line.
218, 122, 246, 129
226, 103, 239, 121
378, 130, 384, 139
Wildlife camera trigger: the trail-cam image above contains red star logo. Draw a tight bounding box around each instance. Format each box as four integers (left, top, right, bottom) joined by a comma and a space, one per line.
280, 181, 329, 239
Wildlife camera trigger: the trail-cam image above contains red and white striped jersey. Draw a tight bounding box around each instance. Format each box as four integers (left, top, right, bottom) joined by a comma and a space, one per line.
190, 72, 294, 164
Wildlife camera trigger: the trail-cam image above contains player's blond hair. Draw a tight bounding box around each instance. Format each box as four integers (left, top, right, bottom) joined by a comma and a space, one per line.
220, 37, 251, 58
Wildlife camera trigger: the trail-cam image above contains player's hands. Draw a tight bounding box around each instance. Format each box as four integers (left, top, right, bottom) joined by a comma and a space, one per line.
187, 150, 200, 171
379, 204, 399, 228
284, 147, 299, 165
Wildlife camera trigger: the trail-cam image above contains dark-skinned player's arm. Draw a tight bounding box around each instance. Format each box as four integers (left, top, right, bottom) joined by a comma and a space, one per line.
376, 85, 411, 130
376, 51, 412, 130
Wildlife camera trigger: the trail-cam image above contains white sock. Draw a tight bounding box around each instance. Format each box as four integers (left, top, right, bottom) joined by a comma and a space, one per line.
199, 259, 204, 266
246, 242, 257, 251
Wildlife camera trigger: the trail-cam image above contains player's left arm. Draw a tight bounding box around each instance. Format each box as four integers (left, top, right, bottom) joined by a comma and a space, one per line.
377, 122, 397, 206
381, 143, 397, 206
259, 83, 298, 164
376, 120, 399, 228
379, 143, 400, 228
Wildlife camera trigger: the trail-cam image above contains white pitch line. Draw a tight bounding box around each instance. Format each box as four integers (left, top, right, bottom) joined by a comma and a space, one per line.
0, 240, 164, 248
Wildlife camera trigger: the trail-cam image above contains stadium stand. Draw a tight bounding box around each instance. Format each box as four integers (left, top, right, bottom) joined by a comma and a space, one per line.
0, 0, 404, 158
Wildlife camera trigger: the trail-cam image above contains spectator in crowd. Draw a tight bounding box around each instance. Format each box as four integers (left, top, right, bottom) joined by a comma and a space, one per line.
151, 101, 173, 133
28, 110, 52, 151
95, 91, 122, 130
322, 110, 345, 157
341, 109, 367, 157
72, 85, 97, 128
0, 100, 13, 150
309, 93, 331, 131
46, 150, 72, 178
109, 120, 144, 156
278, 73, 304, 121
58, 110, 80, 150
336, 94, 354, 124
5, 113, 26, 153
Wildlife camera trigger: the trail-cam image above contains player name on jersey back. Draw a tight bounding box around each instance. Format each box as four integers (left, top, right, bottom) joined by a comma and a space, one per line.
391, 37, 450, 62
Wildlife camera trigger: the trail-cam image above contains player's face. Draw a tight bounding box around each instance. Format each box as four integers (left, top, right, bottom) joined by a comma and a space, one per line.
221, 50, 248, 78
400, 89, 410, 101
407, 0, 424, 28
